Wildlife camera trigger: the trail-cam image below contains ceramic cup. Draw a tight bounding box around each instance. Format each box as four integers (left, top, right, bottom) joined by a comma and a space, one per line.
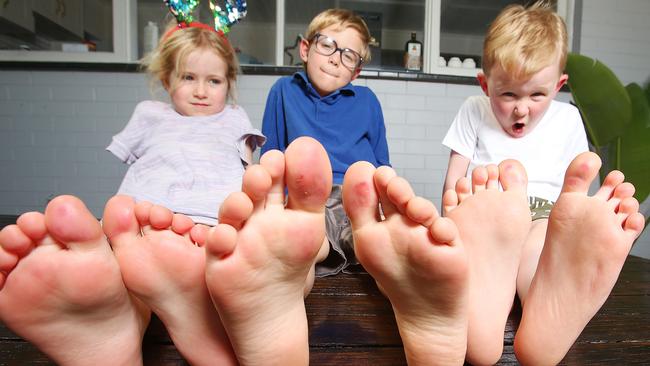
462, 58, 476, 69
448, 57, 462, 68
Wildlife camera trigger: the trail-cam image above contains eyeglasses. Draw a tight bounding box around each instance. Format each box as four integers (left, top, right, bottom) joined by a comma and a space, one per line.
311, 33, 364, 69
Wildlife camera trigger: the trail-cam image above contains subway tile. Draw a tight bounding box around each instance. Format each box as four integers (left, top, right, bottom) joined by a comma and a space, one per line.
366, 79, 407, 94
95, 86, 139, 102
32, 102, 76, 117
9, 85, 51, 101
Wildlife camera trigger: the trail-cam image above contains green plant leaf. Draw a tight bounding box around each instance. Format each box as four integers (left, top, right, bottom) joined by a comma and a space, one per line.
618, 83, 650, 203
565, 53, 632, 149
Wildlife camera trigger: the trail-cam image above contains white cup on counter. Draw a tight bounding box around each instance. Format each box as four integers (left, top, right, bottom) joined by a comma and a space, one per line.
448, 57, 462, 68
462, 58, 476, 69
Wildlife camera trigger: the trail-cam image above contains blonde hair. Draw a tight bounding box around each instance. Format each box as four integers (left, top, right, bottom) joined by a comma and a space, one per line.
305, 8, 373, 64
141, 20, 240, 102
482, 1, 567, 79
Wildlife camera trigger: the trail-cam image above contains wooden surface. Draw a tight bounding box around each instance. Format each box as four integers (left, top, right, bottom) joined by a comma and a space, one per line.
0, 213, 649, 365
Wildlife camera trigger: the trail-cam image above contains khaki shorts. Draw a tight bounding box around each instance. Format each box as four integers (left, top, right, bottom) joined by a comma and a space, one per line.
529, 196, 554, 221
315, 185, 363, 277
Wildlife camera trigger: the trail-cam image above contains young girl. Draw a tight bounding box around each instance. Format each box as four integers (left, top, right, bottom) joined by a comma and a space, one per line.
107, 21, 264, 225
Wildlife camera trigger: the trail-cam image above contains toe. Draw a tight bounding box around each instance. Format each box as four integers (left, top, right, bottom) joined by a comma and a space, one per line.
285, 136, 332, 213
103, 195, 141, 246
134, 201, 153, 231
374, 166, 398, 217
623, 212, 645, 238
190, 224, 210, 246
442, 188, 459, 216
149, 205, 174, 230
498, 159, 528, 193
455, 177, 471, 202
430, 216, 460, 246
171, 214, 195, 236
218, 191, 254, 230
386, 176, 416, 217
205, 224, 238, 259
242, 164, 273, 211
343, 161, 379, 230
486, 164, 499, 190
15, 212, 47, 243
1, 223, 38, 257
594, 170, 625, 201
0, 245, 19, 285
44, 195, 104, 250
259, 149, 286, 207
471, 166, 489, 193
405, 196, 439, 227
561, 152, 601, 194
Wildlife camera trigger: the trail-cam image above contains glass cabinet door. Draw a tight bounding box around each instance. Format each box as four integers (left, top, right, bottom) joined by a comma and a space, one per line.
137, 0, 276, 65
0, 0, 134, 62
283, 0, 426, 70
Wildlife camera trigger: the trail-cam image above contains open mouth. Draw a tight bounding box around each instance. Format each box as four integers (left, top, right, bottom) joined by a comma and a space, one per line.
513, 123, 525, 132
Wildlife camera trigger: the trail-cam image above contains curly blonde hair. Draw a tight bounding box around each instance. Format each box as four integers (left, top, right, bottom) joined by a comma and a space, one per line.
141, 20, 240, 102
482, 1, 567, 79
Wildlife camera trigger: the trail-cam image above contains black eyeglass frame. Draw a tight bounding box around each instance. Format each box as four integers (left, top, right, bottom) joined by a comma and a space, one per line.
310, 33, 364, 69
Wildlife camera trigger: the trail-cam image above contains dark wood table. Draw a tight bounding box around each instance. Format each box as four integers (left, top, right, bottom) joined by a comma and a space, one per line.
0, 213, 649, 365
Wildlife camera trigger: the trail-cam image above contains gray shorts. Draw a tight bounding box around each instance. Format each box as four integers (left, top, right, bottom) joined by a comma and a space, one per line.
315, 185, 363, 277
529, 196, 553, 221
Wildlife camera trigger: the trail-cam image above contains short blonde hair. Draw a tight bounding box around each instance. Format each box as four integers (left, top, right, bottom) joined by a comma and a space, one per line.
305, 8, 373, 64
142, 20, 240, 102
482, 1, 567, 79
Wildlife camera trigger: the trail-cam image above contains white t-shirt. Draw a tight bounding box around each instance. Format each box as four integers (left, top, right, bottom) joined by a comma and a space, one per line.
107, 101, 265, 225
442, 95, 588, 202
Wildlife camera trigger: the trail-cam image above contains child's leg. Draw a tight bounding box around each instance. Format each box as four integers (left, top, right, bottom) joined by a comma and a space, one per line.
204, 136, 331, 366
0, 195, 149, 366
515, 219, 547, 303
444, 161, 531, 366
343, 162, 469, 366
514, 152, 644, 365
102, 196, 237, 366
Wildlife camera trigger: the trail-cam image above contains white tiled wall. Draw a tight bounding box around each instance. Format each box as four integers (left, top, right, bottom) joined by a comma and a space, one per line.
0, 0, 649, 258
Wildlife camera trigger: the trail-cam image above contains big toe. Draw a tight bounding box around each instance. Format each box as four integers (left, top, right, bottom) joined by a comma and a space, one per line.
498, 159, 528, 193
561, 151, 602, 194
285, 136, 332, 213
102, 195, 140, 247
343, 161, 379, 230
44, 195, 104, 250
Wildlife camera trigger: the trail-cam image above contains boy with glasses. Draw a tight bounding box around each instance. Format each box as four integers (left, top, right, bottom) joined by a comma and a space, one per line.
261, 8, 390, 283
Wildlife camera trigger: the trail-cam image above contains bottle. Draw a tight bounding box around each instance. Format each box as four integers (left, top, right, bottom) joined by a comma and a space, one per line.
143, 21, 159, 55
404, 32, 422, 71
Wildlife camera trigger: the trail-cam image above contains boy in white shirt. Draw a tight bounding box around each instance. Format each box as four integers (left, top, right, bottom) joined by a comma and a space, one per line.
442, 2, 590, 364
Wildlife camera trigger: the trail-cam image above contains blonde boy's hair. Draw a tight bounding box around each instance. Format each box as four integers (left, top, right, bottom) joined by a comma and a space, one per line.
142, 20, 240, 102
482, 1, 567, 79
305, 8, 373, 64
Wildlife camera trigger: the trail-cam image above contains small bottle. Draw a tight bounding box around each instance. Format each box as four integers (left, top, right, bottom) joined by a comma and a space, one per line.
404, 32, 422, 71
143, 21, 159, 55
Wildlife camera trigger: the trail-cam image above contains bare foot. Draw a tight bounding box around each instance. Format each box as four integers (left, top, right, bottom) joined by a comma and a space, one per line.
204, 136, 332, 366
102, 195, 236, 366
0, 195, 149, 366
343, 163, 469, 366
444, 161, 531, 365
514, 152, 645, 366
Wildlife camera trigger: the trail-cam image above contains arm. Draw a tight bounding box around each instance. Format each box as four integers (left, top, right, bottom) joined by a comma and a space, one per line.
261, 83, 286, 154
243, 141, 254, 168
442, 150, 470, 215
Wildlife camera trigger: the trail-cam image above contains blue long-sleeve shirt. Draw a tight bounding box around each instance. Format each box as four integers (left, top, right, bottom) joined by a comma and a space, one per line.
261, 72, 390, 184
